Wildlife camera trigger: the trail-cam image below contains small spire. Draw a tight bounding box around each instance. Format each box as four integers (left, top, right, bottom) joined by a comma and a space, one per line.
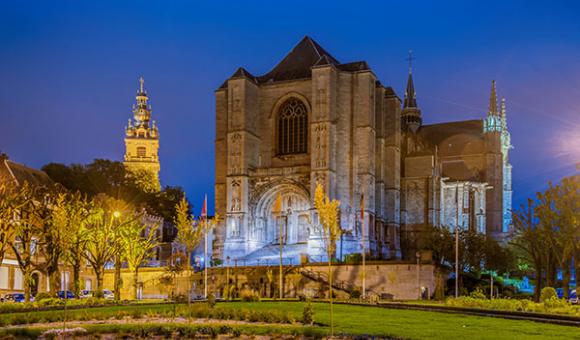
406, 50, 414, 74
501, 98, 507, 130
403, 50, 417, 108
488, 80, 498, 116
139, 76, 145, 94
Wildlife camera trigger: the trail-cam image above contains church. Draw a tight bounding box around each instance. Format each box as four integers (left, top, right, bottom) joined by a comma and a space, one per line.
214, 36, 512, 263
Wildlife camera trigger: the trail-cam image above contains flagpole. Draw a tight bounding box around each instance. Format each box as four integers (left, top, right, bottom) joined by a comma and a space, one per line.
203, 194, 208, 299
361, 194, 366, 298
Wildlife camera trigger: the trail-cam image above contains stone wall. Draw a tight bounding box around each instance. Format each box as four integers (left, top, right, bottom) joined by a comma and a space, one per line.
102, 262, 435, 301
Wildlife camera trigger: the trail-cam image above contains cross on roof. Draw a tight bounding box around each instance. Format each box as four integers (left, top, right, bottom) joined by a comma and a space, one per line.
139, 76, 145, 93
406, 50, 415, 74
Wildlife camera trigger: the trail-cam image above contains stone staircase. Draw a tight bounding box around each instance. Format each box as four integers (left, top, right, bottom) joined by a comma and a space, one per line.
237, 243, 307, 266
299, 267, 380, 297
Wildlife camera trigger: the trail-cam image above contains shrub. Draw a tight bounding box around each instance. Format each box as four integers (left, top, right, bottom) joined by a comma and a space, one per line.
470, 288, 486, 300
350, 289, 361, 299
240, 288, 260, 302
540, 287, 557, 302
206, 293, 217, 308
37, 298, 64, 307
34, 292, 52, 301
344, 253, 362, 264
302, 301, 314, 325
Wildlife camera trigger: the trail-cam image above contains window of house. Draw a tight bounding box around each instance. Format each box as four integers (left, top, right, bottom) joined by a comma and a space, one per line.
277, 98, 308, 155
0, 267, 8, 289
137, 147, 146, 157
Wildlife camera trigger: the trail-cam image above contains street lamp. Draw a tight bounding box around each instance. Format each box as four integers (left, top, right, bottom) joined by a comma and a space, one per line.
416, 251, 421, 300
113, 211, 121, 219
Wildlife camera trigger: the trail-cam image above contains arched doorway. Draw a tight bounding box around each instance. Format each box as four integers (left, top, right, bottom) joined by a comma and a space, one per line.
250, 183, 312, 248
30, 272, 40, 297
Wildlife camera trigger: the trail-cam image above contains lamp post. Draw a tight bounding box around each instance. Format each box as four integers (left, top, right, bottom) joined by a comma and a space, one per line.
226, 256, 230, 299
455, 183, 460, 298
416, 251, 421, 300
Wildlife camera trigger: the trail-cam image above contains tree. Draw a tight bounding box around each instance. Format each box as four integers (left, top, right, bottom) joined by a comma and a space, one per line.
83, 195, 120, 297
51, 191, 93, 297
174, 198, 203, 302
313, 183, 342, 337
535, 177, 580, 299
119, 218, 159, 300
0, 184, 21, 266
10, 183, 47, 302
40, 190, 68, 296
43, 160, 187, 223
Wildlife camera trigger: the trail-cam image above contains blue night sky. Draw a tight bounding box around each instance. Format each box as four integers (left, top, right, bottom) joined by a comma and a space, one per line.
1, 1, 579, 213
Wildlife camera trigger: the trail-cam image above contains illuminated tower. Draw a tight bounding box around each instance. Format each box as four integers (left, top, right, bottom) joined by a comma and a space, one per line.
483, 80, 504, 236
500, 98, 513, 232
124, 77, 160, 192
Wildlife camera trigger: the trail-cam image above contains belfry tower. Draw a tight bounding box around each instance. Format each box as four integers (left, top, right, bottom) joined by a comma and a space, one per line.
124, 77, 160, 192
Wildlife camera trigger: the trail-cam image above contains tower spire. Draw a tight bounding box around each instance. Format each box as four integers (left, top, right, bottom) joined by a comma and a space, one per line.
403, 51, 417, 109
488, 80, 498, 116
401, 50, 421, 133
139, 76, 145, 94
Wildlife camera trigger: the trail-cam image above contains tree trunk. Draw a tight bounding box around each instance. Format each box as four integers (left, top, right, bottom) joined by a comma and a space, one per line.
23, 268, 32, 302
72, 260, 81, 298
114, 255, 122, 300
187, 251, 192, 304
133, 267, 139, 300
575, 250, 579, 295
328, 255, 334, 337
95, 268, 104, 297
533, 261, 543, 302
49, 270, 60, 297
562, 259, 570, 299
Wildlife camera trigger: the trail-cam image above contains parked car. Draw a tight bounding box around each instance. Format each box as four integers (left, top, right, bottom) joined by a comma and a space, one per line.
1, 293, 28, 303
57, 291, 75, 299
568, 289, 578, 304
103, 289, 114, 300
79, 290, 93, 299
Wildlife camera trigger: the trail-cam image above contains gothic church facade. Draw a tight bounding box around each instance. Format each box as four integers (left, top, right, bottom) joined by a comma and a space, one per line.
214, 37, 512, 263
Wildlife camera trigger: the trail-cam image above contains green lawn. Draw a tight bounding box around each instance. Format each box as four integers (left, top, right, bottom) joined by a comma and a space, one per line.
220, 302, 579, 340
1, 301, 578, 339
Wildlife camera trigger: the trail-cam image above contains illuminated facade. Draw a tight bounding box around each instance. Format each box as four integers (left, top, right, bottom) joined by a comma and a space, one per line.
214, 37, 513, 263
124, 77, 161, 192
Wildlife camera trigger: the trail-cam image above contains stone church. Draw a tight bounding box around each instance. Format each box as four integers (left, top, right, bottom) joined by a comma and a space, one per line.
214, 36, 512, 263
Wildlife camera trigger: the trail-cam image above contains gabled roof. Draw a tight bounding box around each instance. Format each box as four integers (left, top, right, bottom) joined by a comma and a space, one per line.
257, 36, 340, 83
219, 36, 376, 89
0, 155, 53, 187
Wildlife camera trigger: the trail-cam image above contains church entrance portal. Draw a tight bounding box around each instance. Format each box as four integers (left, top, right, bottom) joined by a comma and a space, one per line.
250, 184, 312, 249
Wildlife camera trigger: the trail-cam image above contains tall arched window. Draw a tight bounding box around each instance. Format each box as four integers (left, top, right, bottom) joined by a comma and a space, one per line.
277, 98, 308, 155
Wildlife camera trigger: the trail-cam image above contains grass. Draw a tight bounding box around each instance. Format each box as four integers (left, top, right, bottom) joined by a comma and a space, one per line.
0, 301, 578, 339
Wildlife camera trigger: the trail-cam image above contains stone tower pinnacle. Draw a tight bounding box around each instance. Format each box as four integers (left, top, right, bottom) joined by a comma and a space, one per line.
124, 77, 161, 192
401, 50, 422, 133
483, 80, 502, 133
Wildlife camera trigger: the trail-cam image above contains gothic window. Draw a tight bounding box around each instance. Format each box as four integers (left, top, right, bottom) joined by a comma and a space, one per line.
137, 146, 146, 157
277, 98, 308, 155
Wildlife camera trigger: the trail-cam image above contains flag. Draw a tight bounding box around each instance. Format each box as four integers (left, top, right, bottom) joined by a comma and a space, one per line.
360, 194, 365, 221
272, 193, 282, 214
201, 194, 207, 218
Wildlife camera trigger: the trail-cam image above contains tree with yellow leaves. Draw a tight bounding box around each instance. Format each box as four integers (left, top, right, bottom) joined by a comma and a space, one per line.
313, 183, 342, 336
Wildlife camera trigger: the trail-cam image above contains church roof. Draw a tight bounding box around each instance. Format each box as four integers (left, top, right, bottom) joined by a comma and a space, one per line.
419, 120, 483, 144
219, 36, 373, 89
